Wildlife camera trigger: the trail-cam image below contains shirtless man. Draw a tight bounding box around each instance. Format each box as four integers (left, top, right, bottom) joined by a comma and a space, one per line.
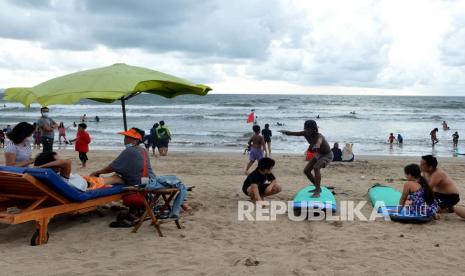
421, 155, 465, 219
245, 124, 266, 174
430, 128, 439, 146
280, 120, 333, 197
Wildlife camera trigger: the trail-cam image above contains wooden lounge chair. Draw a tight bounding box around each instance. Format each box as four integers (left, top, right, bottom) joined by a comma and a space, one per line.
0, 167, 126, 246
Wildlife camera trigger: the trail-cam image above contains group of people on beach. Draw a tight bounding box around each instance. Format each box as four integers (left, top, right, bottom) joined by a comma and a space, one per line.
387, 121, 459, 149
2, 109, 187, 223
3, 107, 92, 168
244, 120, 333, 198
430, 121, 460, 148
242, 119, 465, 221
143, 121, 171, 157
399, 155, 465, 220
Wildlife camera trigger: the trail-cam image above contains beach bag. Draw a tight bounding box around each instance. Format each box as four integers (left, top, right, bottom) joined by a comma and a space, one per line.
122, 147, 150, 208
122, 192, 145, 208
305, 150, 316, 161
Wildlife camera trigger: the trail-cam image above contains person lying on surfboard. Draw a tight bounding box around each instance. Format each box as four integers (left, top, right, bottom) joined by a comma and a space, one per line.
279, 120, 333, 198
242, 157, 282, 203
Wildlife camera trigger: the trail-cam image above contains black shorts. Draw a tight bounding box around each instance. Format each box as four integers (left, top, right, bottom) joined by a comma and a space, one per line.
434, 192, 460, 210
158, 138, 169, 148
78, 152, 88, 163
242, 184, 271, 196
264, 137, 271, 143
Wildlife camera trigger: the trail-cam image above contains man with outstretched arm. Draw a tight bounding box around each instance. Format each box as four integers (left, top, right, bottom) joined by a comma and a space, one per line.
280, 120, 333, 198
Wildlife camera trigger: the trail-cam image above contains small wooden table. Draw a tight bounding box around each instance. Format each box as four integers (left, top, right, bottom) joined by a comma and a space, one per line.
124, 187, 182, 237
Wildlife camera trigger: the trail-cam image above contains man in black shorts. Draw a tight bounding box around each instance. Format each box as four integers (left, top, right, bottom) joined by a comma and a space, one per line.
261, 123, 272, 157
157, 121, 171, 156
243, 157, 282, 203
421, 155, 465, 219
280, 120, 333, 198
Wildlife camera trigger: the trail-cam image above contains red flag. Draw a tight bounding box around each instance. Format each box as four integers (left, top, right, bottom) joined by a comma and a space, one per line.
247, 112, 255, 124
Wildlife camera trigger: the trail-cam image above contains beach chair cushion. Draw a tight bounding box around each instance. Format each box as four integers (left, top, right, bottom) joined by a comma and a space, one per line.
0, 166, 124, 202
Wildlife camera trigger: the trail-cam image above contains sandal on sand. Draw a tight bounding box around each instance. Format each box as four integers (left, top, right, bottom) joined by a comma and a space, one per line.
109, 219, 133, 228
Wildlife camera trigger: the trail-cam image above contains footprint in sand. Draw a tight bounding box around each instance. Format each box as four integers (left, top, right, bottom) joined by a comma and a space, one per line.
330, 221, 343, 228
82, 262, 99, 268
244, 257, 260, 266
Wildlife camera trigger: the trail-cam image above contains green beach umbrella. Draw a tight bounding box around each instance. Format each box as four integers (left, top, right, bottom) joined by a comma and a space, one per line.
4, 63, 212, 130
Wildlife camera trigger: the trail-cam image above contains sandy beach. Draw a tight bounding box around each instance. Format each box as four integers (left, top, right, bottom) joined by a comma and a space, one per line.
1, 149, 465, 275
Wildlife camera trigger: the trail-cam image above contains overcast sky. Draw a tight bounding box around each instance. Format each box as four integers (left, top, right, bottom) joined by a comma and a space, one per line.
1, 0, 465, 96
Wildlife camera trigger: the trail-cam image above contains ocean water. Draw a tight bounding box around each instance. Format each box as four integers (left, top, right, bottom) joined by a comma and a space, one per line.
1, 94, 464, 157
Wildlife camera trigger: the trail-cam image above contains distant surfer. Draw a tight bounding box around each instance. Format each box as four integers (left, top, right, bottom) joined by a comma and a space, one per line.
280, 120, 333, 198
430, 128, 439, 146
388, 133, 397, 145
276, 122, 284, 126
316, 115, 320, 119
452, 131, 459, 148
442, 121, 450, 130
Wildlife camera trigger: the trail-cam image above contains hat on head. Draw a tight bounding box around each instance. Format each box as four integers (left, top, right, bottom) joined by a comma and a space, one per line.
304, 120, 318, 131
118, 128, 142, 141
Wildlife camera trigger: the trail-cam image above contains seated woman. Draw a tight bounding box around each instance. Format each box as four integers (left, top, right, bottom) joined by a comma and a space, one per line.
341, 143, 354, 162
399, 164, 439, 218
331, 142, 342, 161
4, 122, 35, 167
34, 152, 122, 191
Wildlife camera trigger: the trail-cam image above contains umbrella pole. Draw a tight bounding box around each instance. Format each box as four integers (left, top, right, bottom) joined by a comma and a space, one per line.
121, 98, 127, 130
120, 92, 142, 131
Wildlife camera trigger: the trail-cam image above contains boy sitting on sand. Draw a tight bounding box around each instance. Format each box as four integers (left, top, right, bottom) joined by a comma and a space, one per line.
242, 157, 282, 203
245, 125, 266, 175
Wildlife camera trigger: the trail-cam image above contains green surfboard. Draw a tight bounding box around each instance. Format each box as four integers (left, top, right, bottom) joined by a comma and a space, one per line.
368, 184, 401, 210
293, 185, 336, 212
368, 183, 433, 223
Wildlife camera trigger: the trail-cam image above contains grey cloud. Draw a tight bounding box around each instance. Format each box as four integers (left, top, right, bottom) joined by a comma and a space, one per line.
0, 0, 305, 61
7, 0, 51, 9
247, 29, 391, 87
440, 19, 465, 66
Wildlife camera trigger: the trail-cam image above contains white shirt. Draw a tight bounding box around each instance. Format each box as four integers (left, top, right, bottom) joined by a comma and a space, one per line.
4, 139, 32, 165
61, 174, 88, 191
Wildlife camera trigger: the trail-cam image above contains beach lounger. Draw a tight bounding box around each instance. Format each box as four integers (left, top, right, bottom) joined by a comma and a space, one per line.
0, 166, 125, 246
